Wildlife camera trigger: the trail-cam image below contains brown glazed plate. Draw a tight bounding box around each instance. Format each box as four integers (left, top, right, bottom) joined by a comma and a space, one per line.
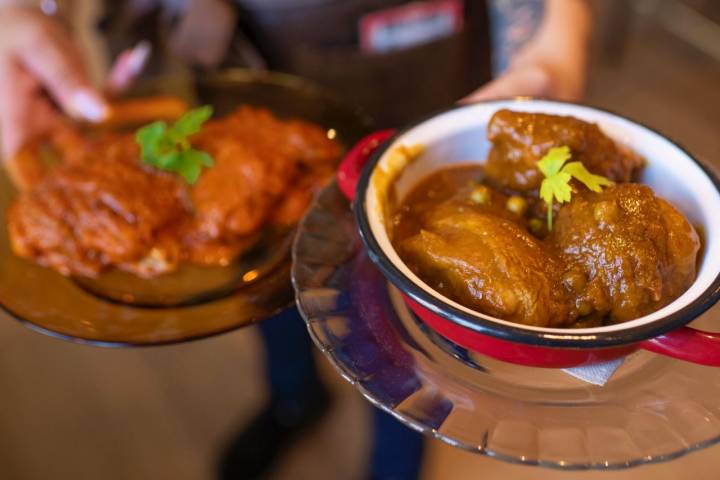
0, 69, 371, 347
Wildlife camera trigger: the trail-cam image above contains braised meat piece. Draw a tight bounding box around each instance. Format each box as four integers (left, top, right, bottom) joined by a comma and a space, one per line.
390, 165, 535, 244
399, 211, 573, 327
184, 107, 340, 263
485, 109, 643, 192
189, 107, 340, 239
549, 184, 700, 323
656, 198, 701, 297
7, 137, 187, 277
189, 132, 296, 239
270, 117, 341, 225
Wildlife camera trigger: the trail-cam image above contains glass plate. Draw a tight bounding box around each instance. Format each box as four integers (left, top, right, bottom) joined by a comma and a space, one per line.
292, 181, 720, 470
0, 70, 372, 346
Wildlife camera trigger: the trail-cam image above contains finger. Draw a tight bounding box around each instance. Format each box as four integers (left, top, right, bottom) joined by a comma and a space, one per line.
460, 65, 552, 104
105, 41, 152, 96
0, 60, 48, 188
28, 88, 62, 136
16, 20, 107, 121
0, 59, 37, 158
0, 61, 61, 156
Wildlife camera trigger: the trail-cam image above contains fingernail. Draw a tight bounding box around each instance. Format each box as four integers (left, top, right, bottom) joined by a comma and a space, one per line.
126, 41, 151, 76
70, 90, 108, 122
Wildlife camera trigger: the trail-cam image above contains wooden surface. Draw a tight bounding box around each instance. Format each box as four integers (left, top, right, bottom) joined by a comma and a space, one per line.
1, 8, 720, 480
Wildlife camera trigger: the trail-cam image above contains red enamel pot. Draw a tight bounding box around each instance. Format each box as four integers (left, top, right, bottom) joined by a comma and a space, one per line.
337, 100, 720, 368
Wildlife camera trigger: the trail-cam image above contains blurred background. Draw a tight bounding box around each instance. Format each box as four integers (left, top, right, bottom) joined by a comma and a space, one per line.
0, 0, 719, 479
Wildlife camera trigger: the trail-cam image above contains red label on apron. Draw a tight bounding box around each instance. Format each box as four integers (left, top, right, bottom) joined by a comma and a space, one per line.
360, 0, 464, 54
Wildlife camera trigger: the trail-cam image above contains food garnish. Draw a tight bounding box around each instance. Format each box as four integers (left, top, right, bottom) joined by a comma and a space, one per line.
470, 184, 491, 205
537, 146, 613, 230
136, 105, 214, 184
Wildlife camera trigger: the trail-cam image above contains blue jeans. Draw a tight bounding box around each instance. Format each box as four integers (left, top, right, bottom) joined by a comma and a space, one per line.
259, 307, 425, 480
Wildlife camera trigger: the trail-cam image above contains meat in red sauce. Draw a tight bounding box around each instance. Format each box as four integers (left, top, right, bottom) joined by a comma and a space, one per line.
8, 106, 341, 277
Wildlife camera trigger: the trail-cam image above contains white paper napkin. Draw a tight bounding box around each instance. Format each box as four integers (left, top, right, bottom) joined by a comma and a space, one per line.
562, 358, 625, 386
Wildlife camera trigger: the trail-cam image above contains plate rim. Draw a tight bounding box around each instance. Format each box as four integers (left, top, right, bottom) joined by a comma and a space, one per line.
0, 69, 370, 347
293, 180, 720, 470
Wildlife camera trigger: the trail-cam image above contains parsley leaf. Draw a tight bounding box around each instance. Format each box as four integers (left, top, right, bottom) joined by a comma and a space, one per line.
561, 161, 614, 192
539, 170, 573, 205
172, 105, 213, 137
135, 106, 215, 184
136, 121, 166, 158
538, 145, 572, 178
177, 150, 213, 183
537, 146, 614, 230
177, 154, 202, 184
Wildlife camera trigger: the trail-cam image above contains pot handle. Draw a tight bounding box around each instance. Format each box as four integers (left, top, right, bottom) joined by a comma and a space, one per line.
640, 326, 720, 366
337, 129, 395, 201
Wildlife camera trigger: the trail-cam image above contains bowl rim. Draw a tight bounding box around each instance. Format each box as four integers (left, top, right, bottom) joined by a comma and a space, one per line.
354, 98, 720, 348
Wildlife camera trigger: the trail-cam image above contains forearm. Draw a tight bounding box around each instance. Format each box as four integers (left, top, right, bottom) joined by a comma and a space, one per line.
489, 0, 545, 75
503, 0, 592, 100
521, 0, 592, 79
465, 0, 592, 103
491, 0, 591, 71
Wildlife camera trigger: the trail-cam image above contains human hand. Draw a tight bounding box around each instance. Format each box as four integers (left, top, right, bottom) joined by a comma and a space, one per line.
463, 50, 585, 103
464, 0, 591, 103
0, 6, 107, 160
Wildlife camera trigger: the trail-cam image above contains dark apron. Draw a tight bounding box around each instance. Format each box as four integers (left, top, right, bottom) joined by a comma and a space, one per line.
100, 0, 492, 128
234, 0, 492, 127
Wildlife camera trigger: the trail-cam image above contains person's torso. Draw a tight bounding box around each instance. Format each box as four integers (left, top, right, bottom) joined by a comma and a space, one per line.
234, 0, 491, 126
102, 0, 492, 127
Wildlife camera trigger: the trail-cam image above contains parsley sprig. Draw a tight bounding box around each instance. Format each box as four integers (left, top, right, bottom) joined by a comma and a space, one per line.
135, 105, 214, 184
538, 146, 613, 230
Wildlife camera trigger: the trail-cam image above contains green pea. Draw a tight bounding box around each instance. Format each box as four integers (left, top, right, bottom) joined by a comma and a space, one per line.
529, 218, 544, 235
506, 195, 528, 215
470, 185, 491, 205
